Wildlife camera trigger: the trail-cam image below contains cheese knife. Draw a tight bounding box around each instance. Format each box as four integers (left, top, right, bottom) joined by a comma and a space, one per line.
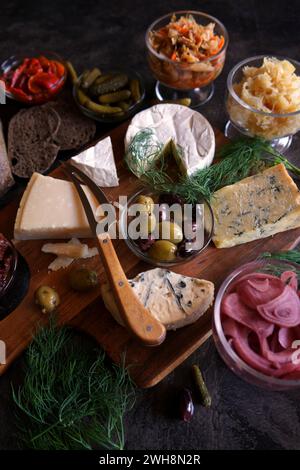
62, 162, 166, 347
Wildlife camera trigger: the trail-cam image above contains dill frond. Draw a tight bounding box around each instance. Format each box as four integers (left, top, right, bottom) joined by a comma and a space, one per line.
12, 319, 135, 450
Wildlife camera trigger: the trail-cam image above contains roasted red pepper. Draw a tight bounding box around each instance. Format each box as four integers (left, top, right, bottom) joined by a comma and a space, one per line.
1, 55, 66, 103
38, 55, 51, 70
26, 58, 43, 76
28, 72, 60, 93
7, 87, 32, 102
10, 58, 29, 87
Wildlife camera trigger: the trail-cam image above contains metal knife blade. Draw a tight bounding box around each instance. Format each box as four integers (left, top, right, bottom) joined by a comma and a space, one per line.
63, 166, 97, 235
64, 161, 110, 206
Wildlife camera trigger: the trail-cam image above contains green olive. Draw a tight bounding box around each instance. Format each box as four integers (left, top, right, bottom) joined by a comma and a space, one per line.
148, 240, 177, 261
159, 221, 183, 244
136, 195, 155, 214
139, 212, 156, 237
69, 268, 98, 292
147, 213, 156, 233
34, 285, 60, 314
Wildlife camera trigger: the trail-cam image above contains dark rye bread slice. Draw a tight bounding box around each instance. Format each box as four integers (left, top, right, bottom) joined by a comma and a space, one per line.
8, 106, 61, 178
0, 120, 14, 197
47, 100, 96, 150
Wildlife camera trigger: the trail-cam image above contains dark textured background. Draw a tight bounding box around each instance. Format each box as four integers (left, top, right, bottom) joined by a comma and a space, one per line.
1, 0, 300, 451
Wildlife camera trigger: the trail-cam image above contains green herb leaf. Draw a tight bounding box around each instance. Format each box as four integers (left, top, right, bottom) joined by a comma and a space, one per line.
259, 250, 300, 278
137, 136, 300, 202
12, 318, 135, 450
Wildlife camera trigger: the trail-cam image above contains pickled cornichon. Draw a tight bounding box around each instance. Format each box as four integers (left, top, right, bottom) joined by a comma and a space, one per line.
90, 73, 128, 96
75, 67, 142, 118
77, 88, 90, 106
66, 61, 78, 84
99, 89, 131, 104
86, 100, 123, 115
159, 98, 192, 106
118, 100, 131, 111
130, 78, 141, 102
81, 67, 101, 89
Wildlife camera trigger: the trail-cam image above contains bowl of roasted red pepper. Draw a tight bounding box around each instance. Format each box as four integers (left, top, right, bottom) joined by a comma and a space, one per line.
0, 53, 67, 104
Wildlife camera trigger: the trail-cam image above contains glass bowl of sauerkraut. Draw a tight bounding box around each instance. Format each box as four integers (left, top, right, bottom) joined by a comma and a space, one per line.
146, 11, 228, 108
225, 56, 300, 152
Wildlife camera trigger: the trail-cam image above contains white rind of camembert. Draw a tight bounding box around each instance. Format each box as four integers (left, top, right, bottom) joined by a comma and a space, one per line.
125, 104, 215, 176
101, 268, 214, 330
71, 136, 119, 187
209, 163, 300, 248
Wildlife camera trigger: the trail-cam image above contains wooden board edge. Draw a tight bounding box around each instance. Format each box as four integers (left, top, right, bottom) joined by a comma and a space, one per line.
135, 328, 213, 389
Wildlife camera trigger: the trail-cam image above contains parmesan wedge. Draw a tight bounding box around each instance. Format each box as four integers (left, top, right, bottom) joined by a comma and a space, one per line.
42, 242, 89, 259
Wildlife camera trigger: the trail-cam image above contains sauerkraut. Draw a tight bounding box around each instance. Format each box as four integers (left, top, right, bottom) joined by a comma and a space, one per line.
227, 58, 300, 139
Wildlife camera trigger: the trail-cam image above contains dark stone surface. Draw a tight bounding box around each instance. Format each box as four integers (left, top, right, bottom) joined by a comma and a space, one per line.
1, 0, 300, 450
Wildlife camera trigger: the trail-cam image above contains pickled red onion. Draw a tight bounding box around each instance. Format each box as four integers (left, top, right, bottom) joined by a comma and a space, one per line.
221, 270, 300, 379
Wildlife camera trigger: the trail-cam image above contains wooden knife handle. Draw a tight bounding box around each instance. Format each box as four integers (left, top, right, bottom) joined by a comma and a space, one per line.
97, 233, 166, 346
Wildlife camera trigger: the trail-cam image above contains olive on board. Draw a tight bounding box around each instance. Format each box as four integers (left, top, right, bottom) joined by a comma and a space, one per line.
159, 221, 183, 244
136, 195, 155, 214
148, 240, 177, 261
69, 268, 98, 292
34, 285, 60, 314
139, 212, 156, 237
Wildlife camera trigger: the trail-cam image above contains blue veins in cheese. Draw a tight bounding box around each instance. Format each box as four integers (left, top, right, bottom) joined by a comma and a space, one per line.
209, 163, 300, 248
101, 267, 214, 330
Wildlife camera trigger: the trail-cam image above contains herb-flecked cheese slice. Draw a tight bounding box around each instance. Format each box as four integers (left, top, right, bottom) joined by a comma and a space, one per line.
101, 268, 214, 330
209, 164, 300, 248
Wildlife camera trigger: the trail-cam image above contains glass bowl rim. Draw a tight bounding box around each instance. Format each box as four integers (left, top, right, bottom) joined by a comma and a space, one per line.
0, 238, 18, 299
145, 10, 229, 66
1, 51, 67, 102
119, 186, 214, 267
213, 258, 300, 387
73, 67, 145, 119
227, 54, 300, 118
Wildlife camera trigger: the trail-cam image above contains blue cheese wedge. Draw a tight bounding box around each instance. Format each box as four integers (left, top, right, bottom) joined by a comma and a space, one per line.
209, 163, 300, 248
101, 268, 214, 330
71, 136, 119, 187
125, 104, 215, 176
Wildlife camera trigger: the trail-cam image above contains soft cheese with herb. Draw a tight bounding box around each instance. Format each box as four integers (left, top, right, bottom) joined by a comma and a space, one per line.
209, 163, 300, 248
125, 104, 215, 176
71, 136, 119, 187
101, 267, 214, 330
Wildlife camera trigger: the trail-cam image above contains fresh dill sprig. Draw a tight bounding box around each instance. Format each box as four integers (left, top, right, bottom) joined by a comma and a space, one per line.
124, 128, 163, 177
259, 250, 300, 278
137, 136, 300, 202
12, 318, 135, 450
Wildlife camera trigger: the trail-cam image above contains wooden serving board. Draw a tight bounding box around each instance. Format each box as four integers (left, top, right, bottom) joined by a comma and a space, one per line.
1, 121, 300, 388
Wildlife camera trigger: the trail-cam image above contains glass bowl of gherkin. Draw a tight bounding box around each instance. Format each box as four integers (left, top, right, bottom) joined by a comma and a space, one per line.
73, 67, 145, 123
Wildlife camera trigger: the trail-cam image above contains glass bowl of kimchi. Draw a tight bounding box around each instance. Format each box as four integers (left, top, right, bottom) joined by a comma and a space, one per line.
213, 259, 300, 390
146, 11, 228, 108
225, 55, 300, 153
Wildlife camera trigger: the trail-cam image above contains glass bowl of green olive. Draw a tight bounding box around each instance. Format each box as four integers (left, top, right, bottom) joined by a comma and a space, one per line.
73, 67, 145, 123
120, 188, 214, 267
